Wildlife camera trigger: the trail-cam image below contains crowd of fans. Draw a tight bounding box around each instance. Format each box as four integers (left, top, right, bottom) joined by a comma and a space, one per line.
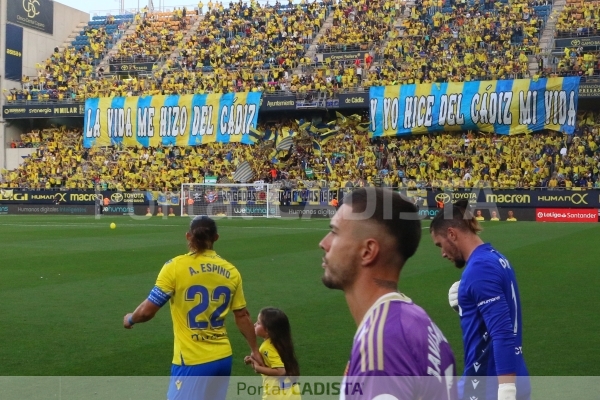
316, 0, 394, 53
3, 1, 600, 192
4, 0, 600, 103
4, 111, 600, 191
112, 10, 192, 63
160, 0, 330, 94
352, 0, 546, 87
555, 1, 599, 38
548, 0, 600, 79
4, 16, 134, 103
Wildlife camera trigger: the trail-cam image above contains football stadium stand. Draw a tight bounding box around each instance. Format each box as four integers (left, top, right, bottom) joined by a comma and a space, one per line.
550, 0, 600, 79
2, 1, 600, 191
3, 112, 599, 190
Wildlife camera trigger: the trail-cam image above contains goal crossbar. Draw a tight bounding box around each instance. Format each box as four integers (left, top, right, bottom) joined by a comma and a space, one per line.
181, 183, 281, 218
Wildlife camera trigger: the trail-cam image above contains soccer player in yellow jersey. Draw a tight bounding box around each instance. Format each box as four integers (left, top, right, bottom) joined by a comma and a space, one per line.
506, 210, 517, 221
475, 210, 485, 221
123, 216, 261, 400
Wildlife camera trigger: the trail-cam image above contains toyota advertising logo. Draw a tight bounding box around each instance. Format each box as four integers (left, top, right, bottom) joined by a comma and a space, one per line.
435, 193, 451, 204
111, 193, 124, 203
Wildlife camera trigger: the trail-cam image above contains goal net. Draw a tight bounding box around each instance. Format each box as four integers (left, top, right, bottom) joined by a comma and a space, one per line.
181, 183, 281, 218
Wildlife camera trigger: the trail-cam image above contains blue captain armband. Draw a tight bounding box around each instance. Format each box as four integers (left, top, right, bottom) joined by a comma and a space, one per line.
148, 286, 172, 307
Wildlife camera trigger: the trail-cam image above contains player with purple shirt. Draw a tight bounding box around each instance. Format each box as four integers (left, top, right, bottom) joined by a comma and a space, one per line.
319, 188, 457, 400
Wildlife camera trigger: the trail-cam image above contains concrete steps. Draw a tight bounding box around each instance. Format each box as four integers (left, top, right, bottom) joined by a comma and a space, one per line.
293, 12, 334, 75
166, 12, 204, 68
529, 0, 566, 76
58, 22, 89, 53
96, 17, 141, 72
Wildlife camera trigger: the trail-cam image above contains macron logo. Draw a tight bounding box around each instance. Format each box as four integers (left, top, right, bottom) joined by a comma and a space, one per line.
472, 379, 480, 389
473, 362, 481, 372
477, 296, 500, 307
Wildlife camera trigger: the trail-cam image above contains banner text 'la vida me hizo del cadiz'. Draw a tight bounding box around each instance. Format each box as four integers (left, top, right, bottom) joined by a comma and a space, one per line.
83, 92, 261, 148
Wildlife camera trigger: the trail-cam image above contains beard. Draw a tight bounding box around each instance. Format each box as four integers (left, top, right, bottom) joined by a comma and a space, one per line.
447, 240, 466, 269
322, 260, 357, 290
322, 274, 343, 290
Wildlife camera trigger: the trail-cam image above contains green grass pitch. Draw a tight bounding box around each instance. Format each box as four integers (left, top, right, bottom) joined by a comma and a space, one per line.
0, 215, 598, 378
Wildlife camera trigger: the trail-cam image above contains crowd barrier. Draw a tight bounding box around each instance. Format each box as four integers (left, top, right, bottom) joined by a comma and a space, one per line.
2, 189, 599, 208
554, 35, 600, 49
6, 84, 600, 119
1, 189, 598, 222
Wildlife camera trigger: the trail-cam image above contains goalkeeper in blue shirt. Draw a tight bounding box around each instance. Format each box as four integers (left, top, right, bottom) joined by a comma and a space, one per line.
430, 200, 530, 400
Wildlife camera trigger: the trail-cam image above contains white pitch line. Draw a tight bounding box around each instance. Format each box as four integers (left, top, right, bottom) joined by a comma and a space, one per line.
0, 222, 331, 231
0, 222, 431, 231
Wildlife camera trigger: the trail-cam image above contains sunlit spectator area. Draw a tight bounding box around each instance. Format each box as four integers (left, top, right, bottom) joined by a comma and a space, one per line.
548, 0, 600, 80
3, 109, 600, 191
112, 8, 197, 67
315, 0, 395, 54
171, 1, 329, 76
5, 13, 135, 104
367, 0, 553, 87
4, 0, 599, 107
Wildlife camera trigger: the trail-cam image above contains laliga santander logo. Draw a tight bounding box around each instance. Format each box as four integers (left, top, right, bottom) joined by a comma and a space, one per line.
23, 0, 40, 19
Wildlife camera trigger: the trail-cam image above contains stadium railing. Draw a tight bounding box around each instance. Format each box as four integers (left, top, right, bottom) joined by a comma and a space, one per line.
109, 55, 160, 64
555, 30, 600, 39
3, 97, 81, 105
317, 43, 377, 53
4, 185, 600, 193
3, 86, 372, 105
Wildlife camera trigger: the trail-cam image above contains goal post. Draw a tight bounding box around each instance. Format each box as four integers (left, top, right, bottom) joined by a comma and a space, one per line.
181, 183, 281, 218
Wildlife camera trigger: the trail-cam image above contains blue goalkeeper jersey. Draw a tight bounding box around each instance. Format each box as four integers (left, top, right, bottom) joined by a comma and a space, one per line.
457, 243, 530, 400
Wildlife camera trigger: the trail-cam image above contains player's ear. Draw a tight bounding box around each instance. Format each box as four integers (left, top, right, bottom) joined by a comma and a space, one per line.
185, 232, 192, 241
360, 238, 380, 267
213, 233, 219, 243
447, 227, 458, 242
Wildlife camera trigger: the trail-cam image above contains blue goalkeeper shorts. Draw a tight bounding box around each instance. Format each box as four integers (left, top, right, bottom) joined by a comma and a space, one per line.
167, 356, 232, 400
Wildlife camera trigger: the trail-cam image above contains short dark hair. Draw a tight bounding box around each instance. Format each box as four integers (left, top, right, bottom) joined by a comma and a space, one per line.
342, 187, 421, 263
188, 216, 218, 252
429, 199, 482, 236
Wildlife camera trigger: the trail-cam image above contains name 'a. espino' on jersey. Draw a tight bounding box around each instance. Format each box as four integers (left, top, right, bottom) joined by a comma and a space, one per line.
342, 293, 458, 400
150, 249, 247, 366
189, 262, 231, 279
